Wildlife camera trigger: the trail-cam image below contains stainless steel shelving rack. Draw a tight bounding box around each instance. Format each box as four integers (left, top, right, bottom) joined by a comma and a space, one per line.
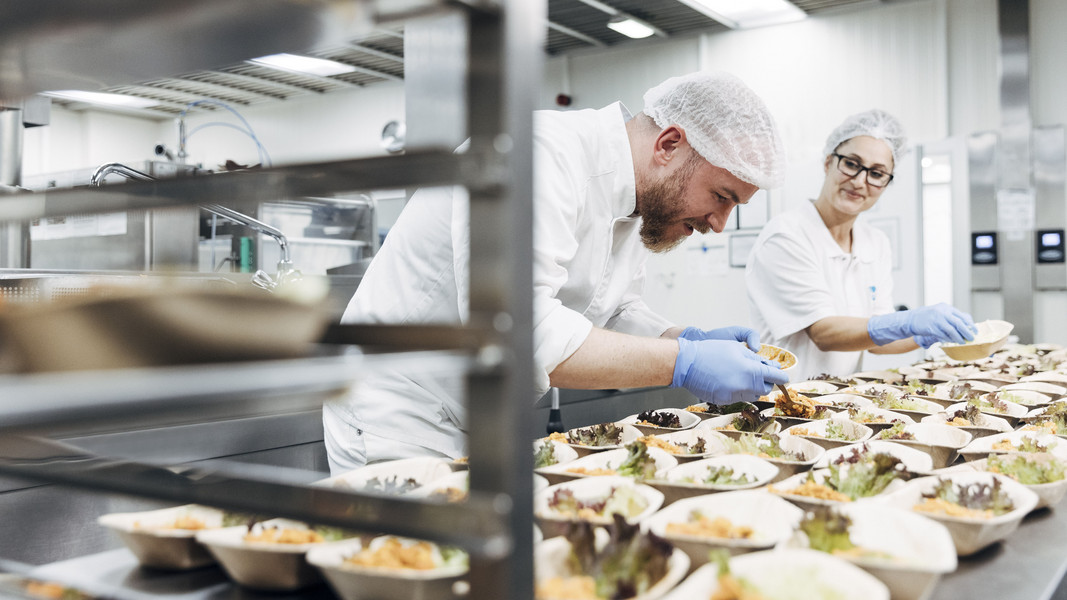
0, 1, 541, 598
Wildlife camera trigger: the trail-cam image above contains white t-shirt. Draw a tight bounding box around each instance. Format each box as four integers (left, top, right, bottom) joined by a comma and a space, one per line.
745, 199, 895, 380
324, 102, 674, 460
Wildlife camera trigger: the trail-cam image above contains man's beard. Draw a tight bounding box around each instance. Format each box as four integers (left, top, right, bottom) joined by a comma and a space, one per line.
638, 157, 709, 253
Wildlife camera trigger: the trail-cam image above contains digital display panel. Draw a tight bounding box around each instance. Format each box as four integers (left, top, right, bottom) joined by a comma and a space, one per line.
975, 235, 994, 249
1043, 232, 1062, 247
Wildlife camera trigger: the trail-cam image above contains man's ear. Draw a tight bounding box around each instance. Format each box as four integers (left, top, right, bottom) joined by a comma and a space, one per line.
652, 125, 687, 166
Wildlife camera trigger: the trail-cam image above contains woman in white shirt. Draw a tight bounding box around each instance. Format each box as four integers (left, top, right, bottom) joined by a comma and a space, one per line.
745, 109, 975, 380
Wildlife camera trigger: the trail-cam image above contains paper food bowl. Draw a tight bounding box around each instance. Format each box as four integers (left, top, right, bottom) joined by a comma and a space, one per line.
878, 472, 1038, 556
533, 440, 581, 470
0, 285, 331, 373
404, 471, 470, 503
553, 423, 643, 457
195, 519, 339, 590
788, 380, 844, 395
306, 536, 467, 600
1000, 381, 1066, 398
619, 409, 701, 436
659, 548, 889, 600
814, 440, 934, 474
533, 476, 664, 539
317, 457, 456, 495
649, 454, 779, 506
781, 503, 957, 600
946, 398, 1027, 427
97, 504, 226, 570
958, 430, 1067, 462
768, 468, 908, 512
716, 433, 825, 484
757, 344, 796, 370
535, 531, 688, 600
698, 412, 782, 438
940, 320, 1014, 361
872, 422, 973, 469
920, 409, 1012, 440
988, 388, 1053, 408
637, 428, 729, 462
933, 453, 1067, 510
759, 405, 844, 431
534, 446, 678, 487
843, 406, 916, 434
643, 490, 802, 568
780, 418, 874, 451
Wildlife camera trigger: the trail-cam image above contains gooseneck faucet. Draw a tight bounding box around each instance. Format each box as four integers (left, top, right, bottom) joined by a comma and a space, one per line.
88, 162, 297, 290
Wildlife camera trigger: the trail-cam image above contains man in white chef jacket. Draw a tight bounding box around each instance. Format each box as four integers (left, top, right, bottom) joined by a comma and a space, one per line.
324, 71, 790, 472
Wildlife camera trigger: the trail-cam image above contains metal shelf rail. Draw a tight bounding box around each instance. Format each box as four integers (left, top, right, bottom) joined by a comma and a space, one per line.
0, 0, 543, 598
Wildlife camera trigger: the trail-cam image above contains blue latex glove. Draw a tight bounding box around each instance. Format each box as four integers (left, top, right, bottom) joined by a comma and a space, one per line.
867, 303, 977, 346
680, 326, 761, 352
671, 338, 789, 405
914, 334, 940, 349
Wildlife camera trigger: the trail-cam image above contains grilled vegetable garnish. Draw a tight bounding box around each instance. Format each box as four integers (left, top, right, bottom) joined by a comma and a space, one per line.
732, 403, 778, 433
565, 514, 673, 600
617, 441, 658, 480
636, 410, 681, 429
534, 440, 558, 468
919, 477, 1015, 517
568, 423, 624, 446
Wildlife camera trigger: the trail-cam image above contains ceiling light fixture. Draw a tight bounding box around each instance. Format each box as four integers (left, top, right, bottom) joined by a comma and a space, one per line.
249, 53, 357, 77
43, 90, 158, 109
680, 0, 806, 29
607, 15, 656, 39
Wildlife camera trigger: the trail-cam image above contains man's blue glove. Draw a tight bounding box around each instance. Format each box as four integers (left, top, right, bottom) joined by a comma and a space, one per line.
914, 334, 940, 349
671, 337, 789, 405
867, 303, 977, 346
680, 326, 761, 352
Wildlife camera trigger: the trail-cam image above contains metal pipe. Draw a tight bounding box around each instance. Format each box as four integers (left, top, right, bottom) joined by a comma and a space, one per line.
88, 162, 295, 284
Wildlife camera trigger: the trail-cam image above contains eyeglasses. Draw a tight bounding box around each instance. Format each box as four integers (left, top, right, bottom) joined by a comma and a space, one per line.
833, 153, 894, 188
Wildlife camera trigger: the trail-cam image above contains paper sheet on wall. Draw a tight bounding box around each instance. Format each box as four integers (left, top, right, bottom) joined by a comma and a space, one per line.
29, 213, 127, 240
997, 189, 1034, 242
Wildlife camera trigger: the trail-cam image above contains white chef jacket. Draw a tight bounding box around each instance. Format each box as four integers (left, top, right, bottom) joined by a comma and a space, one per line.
745, 199, 895, 380
324, 102, 674, 462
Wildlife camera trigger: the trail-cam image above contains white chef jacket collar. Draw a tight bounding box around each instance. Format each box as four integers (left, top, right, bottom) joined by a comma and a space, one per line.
602, 101, 638, 219
800, 199, 877, 264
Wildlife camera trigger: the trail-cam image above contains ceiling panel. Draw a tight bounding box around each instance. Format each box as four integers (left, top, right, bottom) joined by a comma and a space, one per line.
41, 1, 893, 118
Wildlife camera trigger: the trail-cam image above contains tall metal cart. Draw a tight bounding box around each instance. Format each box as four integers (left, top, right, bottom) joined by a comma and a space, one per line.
0, 1, 542, 598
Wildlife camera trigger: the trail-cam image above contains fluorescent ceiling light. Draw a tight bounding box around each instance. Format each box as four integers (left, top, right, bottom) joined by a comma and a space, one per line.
684, 0, 806, 29
44, 90, 158, 109
250, 53, 357, 77
607, 15, 656, 39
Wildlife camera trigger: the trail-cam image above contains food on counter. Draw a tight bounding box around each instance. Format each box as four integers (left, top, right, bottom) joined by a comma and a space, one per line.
770, 389, 820, 419
987, 453, 1067, 485
360, 475, 421, 495
545, 486, 648, 521
875, 422, 915, 441
812, 373, 857, 386
793, 421, 852, 441
757, 344, 796, 369
945, 405, 983, 427
536, 576, 599, 600
720, 403, 778, 433
568, 423, 625, 447
243, 526, 325, 545
685, 401, 751, 415
799, 508, 893, 561
535, 515, 672, 600
567, 466, 618, 477
637, 434, 706, 456
616, 441, 659, 480
17, 580, 97, 600
871, 392, 932, 413
134, 514, 208, 531
769, 478, 852, 503
724, 434, 803, 461
991, 437, 1057, 453
679, 465, 754, 487
913, 477, 1015, 519
968, 394, 1013, 415
548, 432, 570, 443
945, 383, 984, 401
666, 511, 754, 540
535, 440, 559, 468
428, 487, 468, 503
636, 410, 682, 429
906, 380, 937, 396
343, 537, 467, 571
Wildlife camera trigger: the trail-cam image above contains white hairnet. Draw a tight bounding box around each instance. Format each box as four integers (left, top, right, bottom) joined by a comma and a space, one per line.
822, 108, 908, 166
642, 71, 786, 189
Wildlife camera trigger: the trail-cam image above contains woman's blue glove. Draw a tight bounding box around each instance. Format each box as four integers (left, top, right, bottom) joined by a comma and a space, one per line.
671, 338, 789, 405
679, 326, 761, 352
867, 303, 977, 346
